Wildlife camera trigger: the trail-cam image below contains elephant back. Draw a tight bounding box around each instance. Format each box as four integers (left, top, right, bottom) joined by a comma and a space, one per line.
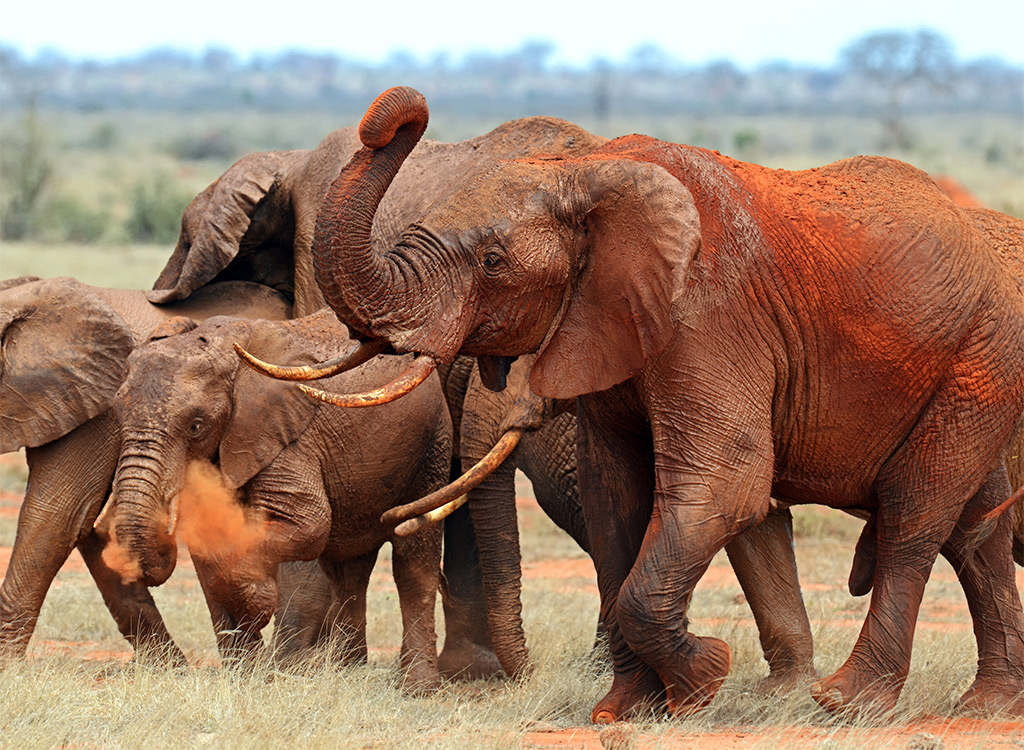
0, 277, 135, 452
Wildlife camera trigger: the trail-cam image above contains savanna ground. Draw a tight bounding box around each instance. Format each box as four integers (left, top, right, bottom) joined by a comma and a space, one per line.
1, 111, 1023, 747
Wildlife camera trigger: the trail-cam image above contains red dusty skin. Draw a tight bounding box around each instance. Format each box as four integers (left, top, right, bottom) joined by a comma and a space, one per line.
311, 87, 432, 343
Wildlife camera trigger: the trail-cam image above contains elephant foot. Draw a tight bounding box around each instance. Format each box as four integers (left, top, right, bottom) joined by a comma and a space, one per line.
755, 662, 818, 696
400, 659, 443, 695
661, 635, 731, 716
958, 676, 1024, 717
591, 665, 665, 724
438, 637, 503, 681
810, 664, 900, 719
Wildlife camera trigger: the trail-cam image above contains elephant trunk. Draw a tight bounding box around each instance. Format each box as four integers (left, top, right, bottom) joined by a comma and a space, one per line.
111, 445, 179, 587
452, 405, 534, 679
312, 87, 440, 350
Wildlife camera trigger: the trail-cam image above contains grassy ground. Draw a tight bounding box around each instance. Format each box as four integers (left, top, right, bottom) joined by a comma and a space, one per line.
1, 459, 1021, 748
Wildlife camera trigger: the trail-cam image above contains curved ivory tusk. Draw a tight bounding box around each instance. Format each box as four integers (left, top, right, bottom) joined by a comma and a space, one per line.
383, 427, 525, 528
166, 494, 180, 536
233, 339, 388, 381
93, 494, 114, 532
394, 494, 469, 537
297, 354, 437, 408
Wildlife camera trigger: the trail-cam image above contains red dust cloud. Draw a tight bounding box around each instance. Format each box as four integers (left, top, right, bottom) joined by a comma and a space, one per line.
176, 460, 267, 559
101, 460, 267, 583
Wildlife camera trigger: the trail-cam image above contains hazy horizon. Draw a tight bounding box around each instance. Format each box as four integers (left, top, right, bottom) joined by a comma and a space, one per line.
4, 0, 1023, 70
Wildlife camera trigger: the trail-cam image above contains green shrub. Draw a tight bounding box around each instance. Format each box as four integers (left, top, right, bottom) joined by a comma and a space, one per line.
124, 173, 190, 243
42, 195, 112, 242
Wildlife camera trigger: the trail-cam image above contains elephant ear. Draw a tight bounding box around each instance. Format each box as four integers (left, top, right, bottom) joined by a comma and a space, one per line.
217, 319, 325, 489
147, 150, 304, 304
0, 277, 135, 452
530, 158, 702, 399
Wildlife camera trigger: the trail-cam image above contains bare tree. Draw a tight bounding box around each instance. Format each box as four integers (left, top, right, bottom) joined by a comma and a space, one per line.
840, 28, 955, 149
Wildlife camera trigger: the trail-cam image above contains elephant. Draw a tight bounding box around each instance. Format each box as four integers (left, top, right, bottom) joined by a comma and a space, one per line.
300, 87, 1024, 720
436, 354, 816, 692
145, 116, 609, 678
0, 276, 291, 662
189, 118, 824, 688
105, 310, 452, 691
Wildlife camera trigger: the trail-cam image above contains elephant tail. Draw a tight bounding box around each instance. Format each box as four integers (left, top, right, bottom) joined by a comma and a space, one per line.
962, 485, 1024, 564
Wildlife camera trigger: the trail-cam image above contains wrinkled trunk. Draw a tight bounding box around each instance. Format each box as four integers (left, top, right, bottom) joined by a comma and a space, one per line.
460, 424, 530, 678
111, 443, 179, 587
312, 87, 444, 352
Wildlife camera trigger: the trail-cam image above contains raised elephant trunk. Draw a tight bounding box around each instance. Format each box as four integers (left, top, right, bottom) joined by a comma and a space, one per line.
311, 86, 439, 351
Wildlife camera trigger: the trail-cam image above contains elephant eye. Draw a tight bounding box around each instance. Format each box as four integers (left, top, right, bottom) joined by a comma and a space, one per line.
481, 248, 505, 273
188, 419, 205, 438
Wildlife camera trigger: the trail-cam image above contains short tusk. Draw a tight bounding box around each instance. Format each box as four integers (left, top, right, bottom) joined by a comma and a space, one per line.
394, 494, 468, 537
382, 427, 525, 527
93, 494, 114, 531
166, 494, 180, 536
233, 339, 388, 381
298, 354, 437, 408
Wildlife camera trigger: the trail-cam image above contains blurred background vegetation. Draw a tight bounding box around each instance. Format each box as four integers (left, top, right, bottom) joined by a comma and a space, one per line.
1, 27, 1021, 286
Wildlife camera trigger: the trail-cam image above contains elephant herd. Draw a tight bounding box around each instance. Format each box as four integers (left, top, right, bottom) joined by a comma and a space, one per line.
1, 85, 1022, 723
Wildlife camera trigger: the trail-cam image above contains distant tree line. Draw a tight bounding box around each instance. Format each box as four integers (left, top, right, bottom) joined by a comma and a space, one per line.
1, 29, 1021, 121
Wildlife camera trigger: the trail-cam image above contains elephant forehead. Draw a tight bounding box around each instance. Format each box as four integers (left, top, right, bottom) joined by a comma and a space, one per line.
432, 162, 565, 229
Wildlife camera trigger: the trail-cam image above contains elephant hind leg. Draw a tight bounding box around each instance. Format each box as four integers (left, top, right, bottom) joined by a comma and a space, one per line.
811, 361, 1023, 718
725, 506, 816, 694
942, 466, 1024, 715
78, 531, 186, 667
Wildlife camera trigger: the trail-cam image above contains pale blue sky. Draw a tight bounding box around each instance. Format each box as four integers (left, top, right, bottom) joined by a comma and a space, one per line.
4, 0, 1022, 68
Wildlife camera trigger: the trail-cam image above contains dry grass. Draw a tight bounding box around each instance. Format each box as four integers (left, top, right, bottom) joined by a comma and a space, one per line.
2, 456, 1020, 749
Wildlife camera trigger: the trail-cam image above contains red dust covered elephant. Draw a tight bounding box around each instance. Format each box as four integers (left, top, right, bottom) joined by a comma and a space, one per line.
283, 88, 1024, 721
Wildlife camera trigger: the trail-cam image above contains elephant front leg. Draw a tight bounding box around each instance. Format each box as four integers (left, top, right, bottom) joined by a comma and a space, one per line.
192, 554, 271, 664
77, 531, 186, 666
614, 393, 776, 718
391, 524, 443, 694
576, 395, 665, 724
725, 506, 816, 694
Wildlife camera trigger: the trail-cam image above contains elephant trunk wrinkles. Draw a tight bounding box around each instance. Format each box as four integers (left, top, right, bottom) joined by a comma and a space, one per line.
312, 87, 441, 349
112, 448, 179, 587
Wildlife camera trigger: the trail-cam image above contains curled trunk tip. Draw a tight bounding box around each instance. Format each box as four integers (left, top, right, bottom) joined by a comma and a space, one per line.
359, 87, 429, 149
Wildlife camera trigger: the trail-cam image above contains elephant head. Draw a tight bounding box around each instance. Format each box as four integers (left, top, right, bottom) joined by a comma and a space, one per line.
148, 149, 308, 305
1, 277, 135, 453
109, 315, 325, 586
310, 87, 700, 400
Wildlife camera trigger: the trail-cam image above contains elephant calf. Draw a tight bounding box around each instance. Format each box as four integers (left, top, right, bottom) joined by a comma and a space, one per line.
105, 310, 452, 691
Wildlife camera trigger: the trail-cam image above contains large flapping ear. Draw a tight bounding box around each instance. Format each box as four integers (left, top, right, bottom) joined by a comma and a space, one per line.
217, 316, 335, 488
0, 277, 135, 452
147, 150, 305, 304
530, 158, 702, 399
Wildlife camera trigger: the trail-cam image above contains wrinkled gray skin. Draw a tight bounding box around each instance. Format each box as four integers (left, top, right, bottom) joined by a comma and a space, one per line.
147, 117, 611, 678
455, 355, 815, 692
108, 311, 452, 690
0, 276, 291, 662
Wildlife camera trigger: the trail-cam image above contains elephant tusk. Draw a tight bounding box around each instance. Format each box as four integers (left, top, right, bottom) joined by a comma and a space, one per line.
394, 494, 468, 537
166, 494, 180, 536
93, 494, 114, 532
233, 339, 389, 381
382, 427, 525, 528
297, 354, 437, 408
